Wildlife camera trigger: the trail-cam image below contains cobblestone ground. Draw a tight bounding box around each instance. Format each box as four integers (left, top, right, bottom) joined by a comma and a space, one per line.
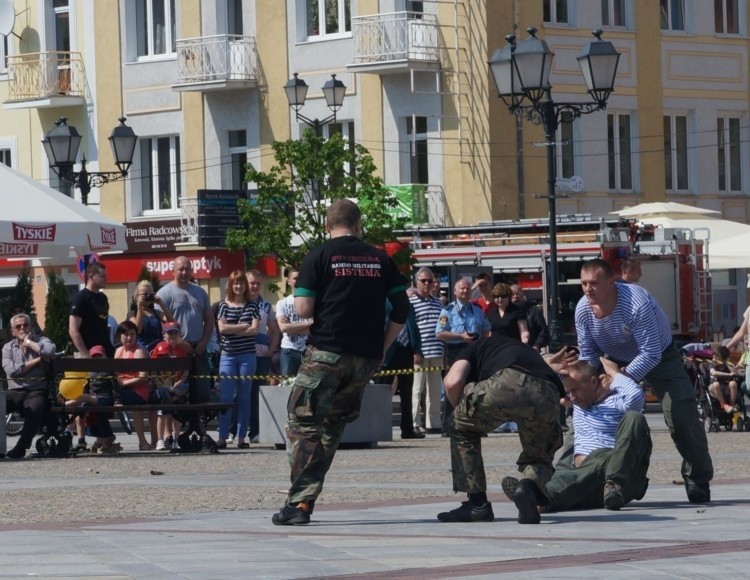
0, 415, 746, 525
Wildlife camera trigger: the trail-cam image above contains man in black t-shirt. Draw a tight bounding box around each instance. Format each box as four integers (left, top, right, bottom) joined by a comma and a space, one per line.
69, 262, 114, 357
272, 199, 410, 526
436, 336, 570, 526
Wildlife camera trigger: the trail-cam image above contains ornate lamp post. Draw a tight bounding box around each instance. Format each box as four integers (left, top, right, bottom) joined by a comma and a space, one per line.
490, 28, 620, 350
284, 72, 347, 134
42, 116, 138, 206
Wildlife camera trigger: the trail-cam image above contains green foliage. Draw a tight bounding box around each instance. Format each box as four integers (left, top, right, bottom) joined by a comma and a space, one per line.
137, 265, 162, 292
0, 265, 36, 328
44, 269, 71, 353
226, 129, 408, 269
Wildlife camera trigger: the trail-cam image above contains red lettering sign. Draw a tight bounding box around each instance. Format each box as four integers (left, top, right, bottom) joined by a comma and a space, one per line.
0, 243, 39, 257
100, 227, 117, 246
103, 250, 245, 282
12, 222, 56, 242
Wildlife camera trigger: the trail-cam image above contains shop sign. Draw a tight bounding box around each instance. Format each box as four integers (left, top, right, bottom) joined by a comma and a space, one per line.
124, 219, 185, 253
102, 249, 245, 283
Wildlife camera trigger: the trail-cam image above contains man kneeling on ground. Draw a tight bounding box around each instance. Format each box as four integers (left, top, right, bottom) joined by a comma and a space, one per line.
437, 336, 570, 525
502, 357, 651, 514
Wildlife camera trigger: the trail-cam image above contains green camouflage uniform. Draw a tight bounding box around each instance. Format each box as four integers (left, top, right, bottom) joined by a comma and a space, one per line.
285, 346, 381, 504
450, 367, 563, 497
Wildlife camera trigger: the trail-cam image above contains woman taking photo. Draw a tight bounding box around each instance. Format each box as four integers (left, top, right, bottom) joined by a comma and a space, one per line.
216, 270, 259, 449
129, 280, 173, 352
115, 320, 162, 450
487, 282, 530, 343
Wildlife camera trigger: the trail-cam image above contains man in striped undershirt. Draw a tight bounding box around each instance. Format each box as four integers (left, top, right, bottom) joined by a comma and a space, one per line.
503, 356, 652, 513
574, 258, 713, 504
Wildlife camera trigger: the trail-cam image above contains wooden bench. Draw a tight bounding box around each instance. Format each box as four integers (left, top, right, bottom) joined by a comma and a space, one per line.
46, 357, 234, 454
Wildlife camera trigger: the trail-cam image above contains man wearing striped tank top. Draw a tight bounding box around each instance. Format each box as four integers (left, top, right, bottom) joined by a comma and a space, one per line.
575, 258, 713, 504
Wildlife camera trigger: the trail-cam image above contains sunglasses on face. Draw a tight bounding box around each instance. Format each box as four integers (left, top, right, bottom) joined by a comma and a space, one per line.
418, 279, 434, 284
14, 323, 30, 330
493, 295, 509, 299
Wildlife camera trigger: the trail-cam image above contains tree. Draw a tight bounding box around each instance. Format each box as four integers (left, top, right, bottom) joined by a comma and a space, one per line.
14, 265, 36, 320
137, 265, 162, 292
226, 130, 410, 269
44, 269, 71, 353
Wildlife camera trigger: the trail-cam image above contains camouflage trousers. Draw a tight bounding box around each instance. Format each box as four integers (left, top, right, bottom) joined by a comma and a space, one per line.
284, 345, 381, 504
449, 367, 563, 496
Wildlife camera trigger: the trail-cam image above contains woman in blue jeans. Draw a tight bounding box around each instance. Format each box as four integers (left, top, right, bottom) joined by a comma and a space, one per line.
217, 270, 259, 448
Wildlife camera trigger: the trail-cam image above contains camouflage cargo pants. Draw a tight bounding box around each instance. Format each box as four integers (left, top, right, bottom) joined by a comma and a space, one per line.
450, 367, 563, 496
284, 345, 381, 504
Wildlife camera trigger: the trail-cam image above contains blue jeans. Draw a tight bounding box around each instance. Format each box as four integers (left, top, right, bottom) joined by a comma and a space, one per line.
218, 351, 256, 440
280, 348, 304, 377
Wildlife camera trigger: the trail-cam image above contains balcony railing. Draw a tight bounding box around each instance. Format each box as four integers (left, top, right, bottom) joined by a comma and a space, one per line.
350, 12, 440, 71
174, 34, 257, 91
5, 51, 86, 104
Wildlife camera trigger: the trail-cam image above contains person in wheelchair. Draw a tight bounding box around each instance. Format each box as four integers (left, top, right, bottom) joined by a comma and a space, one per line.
708, 346, 740, 415
1, 313, 56, 459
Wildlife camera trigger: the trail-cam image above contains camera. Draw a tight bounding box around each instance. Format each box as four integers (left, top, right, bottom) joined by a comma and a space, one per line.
145, 293, 155, 302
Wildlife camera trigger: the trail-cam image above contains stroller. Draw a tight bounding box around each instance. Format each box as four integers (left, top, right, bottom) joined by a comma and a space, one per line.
683, 345, 750, 433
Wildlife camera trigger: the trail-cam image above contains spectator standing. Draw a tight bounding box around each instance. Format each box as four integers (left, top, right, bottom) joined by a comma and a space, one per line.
272, 200, 409, 526
620, 258, 642, 283
276, 268, 312, 378
2, 313, 56, 459
216, 270, 259, 449
156, 256, 215, 402
510, 284, 549, 352
409, 267, 445, 435
487, 282, 529, 343
245, 269, 281, 442
470, 272, 495, 314
575, 258, 713, 503
435, 278, 490, 435
129, 279, 174, 352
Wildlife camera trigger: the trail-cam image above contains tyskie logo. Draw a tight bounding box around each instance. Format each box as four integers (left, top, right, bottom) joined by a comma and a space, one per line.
12, 222, 56, 242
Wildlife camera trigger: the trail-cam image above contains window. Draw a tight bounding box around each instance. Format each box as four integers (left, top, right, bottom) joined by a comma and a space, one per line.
136, 0, 176, 57
139, 136, 181, 212
544, 0, 568, 24
407, 116, 429, 184
324, 121, 355, 193
602, 0, 626, 27
228, 130, 247, 191
0, 149, 11, 167
227, 0, 243, 35
660, 0, 685, 31
0, 34, 8, 75
50, 172, 73, 198
717, 116, 742, 192
607, 113, 633, 190
715, 0, 739, 34
558, 119, 575, 179
664, 115, 689, 191
305, 0, 351, 38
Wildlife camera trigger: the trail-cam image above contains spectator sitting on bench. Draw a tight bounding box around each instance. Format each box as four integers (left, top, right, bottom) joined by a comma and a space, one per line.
2, 312, 56, 460
151, 321, 192, 451
115, 320, 163, 451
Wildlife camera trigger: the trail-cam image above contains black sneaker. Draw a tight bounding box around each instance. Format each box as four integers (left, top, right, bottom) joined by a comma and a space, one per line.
514, 480, 541, 524
501, 476, 519, 501
4, 446, 25, 460
685, 481, 711, 504
437, 501, 494, 523
272, 502, 312, 526
603, 479, 625, 511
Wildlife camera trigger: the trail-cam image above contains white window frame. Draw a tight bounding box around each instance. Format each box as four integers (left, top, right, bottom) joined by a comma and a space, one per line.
544, 0, 569, 24
664, 114, 690, 193
0, 137, 17, 169
715, 0, 740, 34
301, 0, 351, 41
228, 129, 247, 191
660, 0, 686, 31
717, 115, 743, 193
135, 0, 176, 60
607, 112, 634, 192
602, 0, 628, 28
137, 135, 181, 216
406, 116, 429, 184
0, 34, 9, 77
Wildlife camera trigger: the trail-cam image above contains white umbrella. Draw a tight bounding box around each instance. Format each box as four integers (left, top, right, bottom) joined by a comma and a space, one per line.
0, 164, 128, 259
611, 202, 720, 218
708, 232, 750, 269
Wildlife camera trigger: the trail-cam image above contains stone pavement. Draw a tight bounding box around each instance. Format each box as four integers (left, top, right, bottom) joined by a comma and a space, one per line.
1, 411, 749, 579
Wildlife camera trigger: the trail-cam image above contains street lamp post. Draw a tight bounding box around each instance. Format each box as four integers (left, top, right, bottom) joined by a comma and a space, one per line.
284, 72, 347, 135
42, 117, 138, 206
490, 28, 620, 351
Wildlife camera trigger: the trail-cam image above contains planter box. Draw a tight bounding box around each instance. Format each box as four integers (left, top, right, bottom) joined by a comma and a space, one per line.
259, 383, 393, 448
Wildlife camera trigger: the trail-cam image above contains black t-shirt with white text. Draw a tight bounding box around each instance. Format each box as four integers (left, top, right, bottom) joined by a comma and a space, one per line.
70, 288, 114, 357
296, 235, 407, 359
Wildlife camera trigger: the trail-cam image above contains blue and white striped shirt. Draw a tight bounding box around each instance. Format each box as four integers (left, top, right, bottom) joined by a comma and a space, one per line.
575, 282, 672, 382
573, 373, 645, 456
410, 294, 444, 358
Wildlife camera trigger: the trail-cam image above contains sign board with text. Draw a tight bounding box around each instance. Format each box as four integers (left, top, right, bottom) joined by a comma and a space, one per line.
196, 189, 246, 248
124, 219, 185, 253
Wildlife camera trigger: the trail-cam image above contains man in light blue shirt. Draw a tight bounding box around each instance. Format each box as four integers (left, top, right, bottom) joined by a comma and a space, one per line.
503, 356, 651, 514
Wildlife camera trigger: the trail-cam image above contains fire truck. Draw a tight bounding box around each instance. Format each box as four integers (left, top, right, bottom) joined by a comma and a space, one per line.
405, 214, 712, 344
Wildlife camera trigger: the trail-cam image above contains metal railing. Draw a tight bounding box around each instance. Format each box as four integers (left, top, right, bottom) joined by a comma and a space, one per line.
175, 34, 257, 85
179, 197, 199, 243
5, 52, 86, 102
352, 12, 440, 64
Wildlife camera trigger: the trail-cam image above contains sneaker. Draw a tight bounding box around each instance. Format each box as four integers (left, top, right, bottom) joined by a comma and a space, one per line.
155, 440, 166, 451
250, 434, 260, 444
75, 439, 88, 452
685, 481, 711, 504
437, 501, 494, 523
272, 502, 312, 526
501, 476, 519, 501
513, 480, 542, 524
5, 445, 26, 459
226, 434, 235, 444
165, 436, 174, 450
603, 479, 625, 511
